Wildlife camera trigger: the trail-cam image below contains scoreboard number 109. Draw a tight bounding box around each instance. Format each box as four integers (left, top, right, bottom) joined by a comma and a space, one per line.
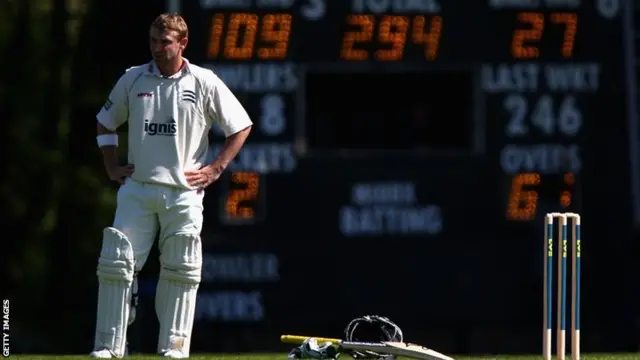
207, 13, 292, 60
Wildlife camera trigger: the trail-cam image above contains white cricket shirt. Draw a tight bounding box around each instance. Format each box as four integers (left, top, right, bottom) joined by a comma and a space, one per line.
97, 59, 252, 189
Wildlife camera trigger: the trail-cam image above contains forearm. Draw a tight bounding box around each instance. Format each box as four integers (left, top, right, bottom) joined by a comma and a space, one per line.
97, 122, 120, 170
210, 126, 252, 173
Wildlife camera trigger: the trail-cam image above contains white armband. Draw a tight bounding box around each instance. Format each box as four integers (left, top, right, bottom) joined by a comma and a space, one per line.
97, 134, 118, 147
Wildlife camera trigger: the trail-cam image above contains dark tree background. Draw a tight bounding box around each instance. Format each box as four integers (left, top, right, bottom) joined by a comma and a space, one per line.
1, 0, 163, 352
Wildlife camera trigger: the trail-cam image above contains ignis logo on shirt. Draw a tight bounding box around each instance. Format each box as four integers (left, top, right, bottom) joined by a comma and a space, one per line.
144, 119, 177, 136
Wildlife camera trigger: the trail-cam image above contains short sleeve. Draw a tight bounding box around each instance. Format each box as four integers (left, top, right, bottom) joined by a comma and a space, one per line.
96, 74, 129, 131
206, 75, 253, 137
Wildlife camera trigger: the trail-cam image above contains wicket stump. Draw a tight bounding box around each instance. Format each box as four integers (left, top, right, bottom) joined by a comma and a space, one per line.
543, 212, 581, 360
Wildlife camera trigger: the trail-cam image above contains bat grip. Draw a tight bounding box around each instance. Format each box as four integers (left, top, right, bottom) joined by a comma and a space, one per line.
280, 335, 341, 344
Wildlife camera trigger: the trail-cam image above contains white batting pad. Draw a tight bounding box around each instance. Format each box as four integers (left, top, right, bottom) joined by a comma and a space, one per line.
94, 227, 135, 358
156, 233, 202, 357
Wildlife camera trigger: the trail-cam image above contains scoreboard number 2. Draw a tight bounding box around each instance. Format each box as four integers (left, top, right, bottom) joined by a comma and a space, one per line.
222, 171, 263, 224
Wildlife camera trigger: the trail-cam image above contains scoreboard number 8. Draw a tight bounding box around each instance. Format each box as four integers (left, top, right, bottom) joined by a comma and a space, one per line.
260, 94, 285, 136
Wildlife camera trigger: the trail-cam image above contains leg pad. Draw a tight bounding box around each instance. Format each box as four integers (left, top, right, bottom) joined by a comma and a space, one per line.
156, 233, 202, 357
94, 227, 135, 358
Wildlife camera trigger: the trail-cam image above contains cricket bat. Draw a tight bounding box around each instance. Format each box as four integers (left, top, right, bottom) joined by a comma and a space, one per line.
280, 335, 455, 360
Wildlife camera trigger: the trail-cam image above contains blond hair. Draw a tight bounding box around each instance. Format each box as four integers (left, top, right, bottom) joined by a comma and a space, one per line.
151, 13, 189, 40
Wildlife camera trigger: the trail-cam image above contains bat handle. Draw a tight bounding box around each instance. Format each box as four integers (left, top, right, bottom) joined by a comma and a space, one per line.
280, 335, 341, 344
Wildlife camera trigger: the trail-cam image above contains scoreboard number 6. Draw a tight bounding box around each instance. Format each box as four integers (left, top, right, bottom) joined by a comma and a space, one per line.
504, 94, 582, 137
597, 0, 619, 18
506, 172, 575, 221
507, 173, 540, 221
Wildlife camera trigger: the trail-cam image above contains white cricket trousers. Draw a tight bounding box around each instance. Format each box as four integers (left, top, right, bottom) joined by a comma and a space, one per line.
113, 178, 204, 270
107, 178, 204, 356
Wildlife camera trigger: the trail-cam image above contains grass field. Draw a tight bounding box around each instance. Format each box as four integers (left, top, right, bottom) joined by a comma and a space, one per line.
7, 355, 640, 360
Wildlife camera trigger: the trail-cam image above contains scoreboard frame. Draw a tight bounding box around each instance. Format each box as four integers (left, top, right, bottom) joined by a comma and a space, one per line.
621, 0, 640, 227
170, 0, 636, 225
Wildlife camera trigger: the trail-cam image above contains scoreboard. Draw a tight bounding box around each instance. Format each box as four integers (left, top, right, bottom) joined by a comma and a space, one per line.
177, 0, 627, 231
161, 0, 640, 345
120, 0, 640, 351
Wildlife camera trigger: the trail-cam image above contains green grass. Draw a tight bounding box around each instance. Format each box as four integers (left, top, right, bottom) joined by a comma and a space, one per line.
7, 355, 640, 360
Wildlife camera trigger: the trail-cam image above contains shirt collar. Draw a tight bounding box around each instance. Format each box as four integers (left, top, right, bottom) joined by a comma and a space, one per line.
147, 58, 190, 79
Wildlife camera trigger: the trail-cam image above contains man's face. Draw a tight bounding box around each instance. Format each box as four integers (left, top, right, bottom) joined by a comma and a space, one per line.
149, 27, 187, 63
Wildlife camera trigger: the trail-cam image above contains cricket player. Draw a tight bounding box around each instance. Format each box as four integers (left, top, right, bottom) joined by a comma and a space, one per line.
91, 13, 252, 359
